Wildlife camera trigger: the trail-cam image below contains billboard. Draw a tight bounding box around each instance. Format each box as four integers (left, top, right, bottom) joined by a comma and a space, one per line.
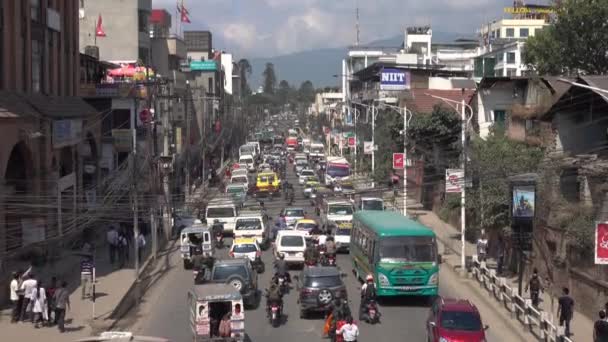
595, 223, 608, 265
512, 185, 535, 218
393, 153, 404, 169
445, 169, 464, 193
380, 68, 410, 91
363, 141, 374, 155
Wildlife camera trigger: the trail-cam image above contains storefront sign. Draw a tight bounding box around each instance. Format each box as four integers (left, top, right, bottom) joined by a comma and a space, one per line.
190, 60, 217, 71
393, 153, 405, 169
380, 68, 410, 91
348, 137, 356, 147
504, 6, 554, 14
52, 119, 83, 148
445, 169, 464, 193
595, 223, 608, 265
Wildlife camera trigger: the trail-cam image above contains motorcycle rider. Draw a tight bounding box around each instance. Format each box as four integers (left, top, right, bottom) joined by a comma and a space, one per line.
525, 268, 543, 307
360, 274, 377, 321
274, 254, 291, 283
304, 239, 320, 265
324, 236, 337, 260
266, 282, 283, 317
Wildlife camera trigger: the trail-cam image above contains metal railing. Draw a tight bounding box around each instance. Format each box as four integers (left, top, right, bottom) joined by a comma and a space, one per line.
470, 256, 574, 342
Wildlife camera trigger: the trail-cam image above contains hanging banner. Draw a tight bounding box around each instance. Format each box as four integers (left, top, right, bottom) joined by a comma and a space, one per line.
445, 169, 464, 193
363, 142, 374, 154
348, 137, 356, 147
595, 223, 608, 264
393, 153, 404, 169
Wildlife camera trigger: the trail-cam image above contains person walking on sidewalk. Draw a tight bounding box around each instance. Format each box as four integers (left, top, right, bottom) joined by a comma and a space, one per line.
80, 255, 94, 299
595, 310, 608, 342
46, 276, 57, 325
107, 225, 118, 264
10, 271, 20, 322
137, 232, 146, 264
495, 236, 505, 276
558, 287, 575, 337
53, 281, 70, 333
20, 273, 37, 322
525, 268, 543, 307
31, 281, 48, 328
117, 233, 128, 268
476, 230, 488, 263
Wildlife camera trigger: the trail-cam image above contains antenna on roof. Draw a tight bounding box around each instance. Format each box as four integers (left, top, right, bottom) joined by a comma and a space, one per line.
355, 0, 360, 46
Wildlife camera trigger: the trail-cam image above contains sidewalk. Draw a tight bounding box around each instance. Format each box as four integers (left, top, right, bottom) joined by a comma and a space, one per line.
413, 209, 594, 342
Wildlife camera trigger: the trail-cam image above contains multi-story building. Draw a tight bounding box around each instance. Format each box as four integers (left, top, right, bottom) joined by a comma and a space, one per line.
0, 0, 101, 301
78, 0, 152, 64
184, 30, 213, 62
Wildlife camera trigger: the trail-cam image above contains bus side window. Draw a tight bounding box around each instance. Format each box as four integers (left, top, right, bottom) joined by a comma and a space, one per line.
367, 240, 375, 263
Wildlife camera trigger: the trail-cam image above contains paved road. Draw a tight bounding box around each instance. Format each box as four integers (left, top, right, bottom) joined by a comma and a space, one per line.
128, 163, 524, 342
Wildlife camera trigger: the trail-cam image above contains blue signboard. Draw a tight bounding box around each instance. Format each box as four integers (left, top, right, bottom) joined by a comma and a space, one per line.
190, 60, 217, 71
380, 68, 410, 91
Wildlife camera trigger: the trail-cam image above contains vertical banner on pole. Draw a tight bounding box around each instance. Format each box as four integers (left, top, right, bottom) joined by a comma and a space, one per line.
393, 153, 404, 169
595, 222, 608, 264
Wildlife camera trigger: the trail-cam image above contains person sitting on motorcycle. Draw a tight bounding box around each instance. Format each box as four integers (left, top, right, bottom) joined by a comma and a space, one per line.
360, 274, 377, 320
211, 220, 224, 238
325, 236, 337, 259
274, 254, 291, 283
304, 239, 320, 265
266, 282, 283, 315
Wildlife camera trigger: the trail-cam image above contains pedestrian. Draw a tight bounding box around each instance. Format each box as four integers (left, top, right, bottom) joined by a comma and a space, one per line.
558, 287, 575, 337
525, 268, 543, 307
31, 281, 48, 328
336, 316, 359, 342
107, 225, 118, 263
595, 310, 608, 342
117, 233, 128, 268
53, 281, 70, 333
20, 273, 37, 322
137, 231, 146, 264
476, 230, 488, 263
46, 276, 58, 325
10, 272, 20, 323
495, 236, 505, 276
80, 255, 94, 299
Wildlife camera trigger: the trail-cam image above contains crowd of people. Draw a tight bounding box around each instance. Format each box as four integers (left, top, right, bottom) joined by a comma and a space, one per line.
106, 223, 147, 268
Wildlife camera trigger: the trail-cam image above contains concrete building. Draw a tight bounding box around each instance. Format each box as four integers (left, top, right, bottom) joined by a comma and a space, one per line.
184, 30, 213, 62
0, 0, 101, 301
314, 92, 343, 116
221, 53, 233, 95
404, 26, 433, 65
78, 0, 152, 64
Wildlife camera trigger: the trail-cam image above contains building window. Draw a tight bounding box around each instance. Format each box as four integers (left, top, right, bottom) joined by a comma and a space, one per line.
30, 0, 40, 21
493, 110, 506, 125
32, 40, 42, 92
138, 10, 149, 33
507, 68, 518, 77
506, 28, 515, 38
520, 28, 529, 37
497, 53, 504, 62
495, 29, 501, 38
507, 52, 516, 64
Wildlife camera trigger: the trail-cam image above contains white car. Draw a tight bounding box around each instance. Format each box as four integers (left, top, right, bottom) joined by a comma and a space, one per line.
232, 169, 248, 178
299, 169, 316, 184
230, 175, 249, 189
281, 207, 306, 227
333, 225, 352, 251
239, 154, 256, 172
274, 230, 306, 265
230, 238, 262, 262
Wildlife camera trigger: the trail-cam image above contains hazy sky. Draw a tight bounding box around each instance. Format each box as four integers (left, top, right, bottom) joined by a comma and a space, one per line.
157, 0, 547, 58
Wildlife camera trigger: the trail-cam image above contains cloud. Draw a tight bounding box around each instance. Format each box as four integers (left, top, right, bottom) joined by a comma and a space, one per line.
152, 0, 529, 57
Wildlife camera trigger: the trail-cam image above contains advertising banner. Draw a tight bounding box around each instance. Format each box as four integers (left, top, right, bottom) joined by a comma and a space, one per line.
380, 68, 410, 91
348, 137, 356, 147
512, 185, 535, 218
363, 141, 374, 154
596, 223, 608, 264
393, 153, 404, 169
445, 169, 464, 193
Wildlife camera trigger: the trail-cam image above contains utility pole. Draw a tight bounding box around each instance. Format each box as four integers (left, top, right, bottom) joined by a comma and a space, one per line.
371, 104, 376, 188
460, 99, 467, 275
403, 106, 409, 217
355, 0, 360, 46
131, 99, 140, 283
185, 81, 191, 197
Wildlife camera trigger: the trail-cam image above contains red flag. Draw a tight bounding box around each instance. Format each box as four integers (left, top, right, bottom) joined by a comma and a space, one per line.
95, 15, 106, 37
177, 1, 189, 15
179, 2, 191, 23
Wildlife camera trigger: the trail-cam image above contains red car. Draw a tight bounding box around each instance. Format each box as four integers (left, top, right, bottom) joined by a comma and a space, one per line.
427, 297, 488, 342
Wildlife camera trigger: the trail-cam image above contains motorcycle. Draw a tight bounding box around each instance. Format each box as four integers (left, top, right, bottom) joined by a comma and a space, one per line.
269, 302, 282, 327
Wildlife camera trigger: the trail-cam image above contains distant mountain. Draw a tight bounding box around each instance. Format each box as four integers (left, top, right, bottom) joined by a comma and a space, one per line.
248, 31, 466, 88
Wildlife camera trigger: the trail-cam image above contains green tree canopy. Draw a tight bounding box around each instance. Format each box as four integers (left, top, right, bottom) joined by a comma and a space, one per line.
262, 63, 277, 94
237, 59, 252, 96
523, 0, 608, 75
298, 80, 315, 103
277, 80, 291, 105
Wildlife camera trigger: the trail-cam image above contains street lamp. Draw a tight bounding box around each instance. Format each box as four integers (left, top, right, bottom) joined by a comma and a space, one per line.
425, 93, 473, 275
377, 101, 413, 217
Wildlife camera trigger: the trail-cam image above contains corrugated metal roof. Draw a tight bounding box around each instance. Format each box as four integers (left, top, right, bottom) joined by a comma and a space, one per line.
402, 89, 476, 114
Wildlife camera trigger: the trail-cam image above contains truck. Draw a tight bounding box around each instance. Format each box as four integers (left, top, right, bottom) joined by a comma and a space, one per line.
323, 156, 351, 186
309, 143, 325, 161
286, 136, 298, 151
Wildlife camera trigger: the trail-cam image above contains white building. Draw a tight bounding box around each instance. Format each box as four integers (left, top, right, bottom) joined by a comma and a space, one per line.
314, 92, 343, 115
404, 26, 433, 65
341, 47, 386, 103
221, 53, 233, 95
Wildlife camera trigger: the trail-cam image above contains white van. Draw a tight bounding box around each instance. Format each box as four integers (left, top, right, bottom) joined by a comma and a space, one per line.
239, 154, 256, 172
205, 201, 238, 234
230, 174, 249, 189
274, 230, 307, 265
239, 144, 256, 158
246, 141, 261, 157
234, 212, 267, 248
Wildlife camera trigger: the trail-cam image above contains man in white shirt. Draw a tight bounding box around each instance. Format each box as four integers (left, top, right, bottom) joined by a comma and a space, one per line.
20, 274, 37, 322
10, 272, 19, 322
107, 226, 118, 264
336, 316, 359, 342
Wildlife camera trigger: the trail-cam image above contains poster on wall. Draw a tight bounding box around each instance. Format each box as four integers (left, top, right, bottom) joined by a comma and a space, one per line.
512, 185, 535, 218
445, 169, 464, 193
595, 223, 608, 265
195, 302, 210, 335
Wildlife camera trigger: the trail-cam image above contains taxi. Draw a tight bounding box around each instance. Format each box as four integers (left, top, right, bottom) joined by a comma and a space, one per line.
294, 219, 322, 237
254, 171, 281, 197
229, 238, 262, 263
302, 177, 321, 198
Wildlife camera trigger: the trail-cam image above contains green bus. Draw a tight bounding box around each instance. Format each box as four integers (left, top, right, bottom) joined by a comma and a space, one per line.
350, 211, 440, 297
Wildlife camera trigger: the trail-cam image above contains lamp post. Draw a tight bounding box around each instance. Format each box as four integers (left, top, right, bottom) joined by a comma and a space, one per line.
351, 101, 377, 187
426, 94, 473, 274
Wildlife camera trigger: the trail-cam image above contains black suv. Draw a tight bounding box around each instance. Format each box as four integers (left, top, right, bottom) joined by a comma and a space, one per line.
196, 258, 259, 308
296, 266, 347, 318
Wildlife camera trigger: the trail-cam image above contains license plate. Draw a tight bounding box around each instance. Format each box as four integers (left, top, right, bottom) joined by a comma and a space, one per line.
288, 252, 295, 256
369, 310, 376, 315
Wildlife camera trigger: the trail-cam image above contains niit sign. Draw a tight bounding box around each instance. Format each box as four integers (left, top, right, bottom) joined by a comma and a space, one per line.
380, 68, 410, 91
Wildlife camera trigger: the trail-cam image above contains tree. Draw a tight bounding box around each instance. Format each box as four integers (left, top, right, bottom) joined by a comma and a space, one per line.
237, 59, 252, 96
262, 63, 277, 94
277, 80, 291, 105
523, 0, 608, 75
298, 80, 315, 103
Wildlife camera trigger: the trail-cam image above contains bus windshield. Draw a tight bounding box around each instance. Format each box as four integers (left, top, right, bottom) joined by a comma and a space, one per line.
328, 205, 353, 215
379, 236, 436, 262
327, 165, 350, 177
362, 200, 384, 211
311, 146, 324, 154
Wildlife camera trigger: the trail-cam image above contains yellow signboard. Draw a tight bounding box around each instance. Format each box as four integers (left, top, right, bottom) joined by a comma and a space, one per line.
504, 7, 555, 14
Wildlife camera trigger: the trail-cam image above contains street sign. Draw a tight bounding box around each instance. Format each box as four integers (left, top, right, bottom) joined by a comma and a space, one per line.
190, 60, 217, 71
393, 153, 405, 169
364, 141, 373, 154
348, 137, 356, 147
445, 169, 464, 193
596, 222, 608, 264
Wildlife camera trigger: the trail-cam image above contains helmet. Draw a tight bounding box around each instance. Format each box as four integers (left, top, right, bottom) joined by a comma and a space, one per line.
279, 254, 285, 259
366, 274, 374, 282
